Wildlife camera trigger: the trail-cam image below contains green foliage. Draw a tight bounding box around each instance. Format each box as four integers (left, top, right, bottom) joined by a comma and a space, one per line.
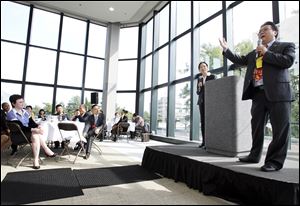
290, 71, 299, 139
144, 111, 150, 123
179, 83, 190, 111
65, 96, 81, 117
199, 43, 223, 68
234, 40, 253, 55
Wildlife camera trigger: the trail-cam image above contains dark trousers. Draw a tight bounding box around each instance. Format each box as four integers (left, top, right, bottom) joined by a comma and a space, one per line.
199, 102, 205, 145
85, 129, 96, 154
249, 89, 291, 169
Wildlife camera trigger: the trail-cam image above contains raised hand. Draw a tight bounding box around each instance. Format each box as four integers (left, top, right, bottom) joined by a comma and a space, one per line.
219, 37, 228, 50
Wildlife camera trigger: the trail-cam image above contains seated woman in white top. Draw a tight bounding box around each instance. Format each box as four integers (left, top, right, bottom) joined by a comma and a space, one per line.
6, 94, 57, 169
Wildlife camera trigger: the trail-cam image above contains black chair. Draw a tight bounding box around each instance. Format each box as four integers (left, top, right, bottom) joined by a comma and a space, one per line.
116, 122, 130, 142
57, 122, 86, 164
6, 122, 34, 168
88, 126, 103, 154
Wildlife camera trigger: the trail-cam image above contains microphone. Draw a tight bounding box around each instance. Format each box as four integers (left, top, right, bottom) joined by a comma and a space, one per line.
256, 38, 262, 57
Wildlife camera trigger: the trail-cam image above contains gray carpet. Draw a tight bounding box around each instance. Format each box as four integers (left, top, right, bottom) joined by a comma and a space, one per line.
1, 168, 84, 205
74, 164, 162, 189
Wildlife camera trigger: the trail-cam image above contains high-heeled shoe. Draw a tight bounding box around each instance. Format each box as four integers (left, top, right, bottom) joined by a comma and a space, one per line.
33, 165, 40, 169
45, 153, 58, 158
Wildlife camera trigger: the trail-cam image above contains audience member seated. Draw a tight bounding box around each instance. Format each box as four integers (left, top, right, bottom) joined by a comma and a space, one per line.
82, 104, 105, 159
130, 113, 146, 139
37, 109, 47, 121
111, 109, 129, 142
71, 104, 90, 122
111, 112, 120, 124
1, 102, 17, 154
54, 104, 70, 148
25, 105, 35, 120
6, 94, 57, 169
1, 105, 12, 151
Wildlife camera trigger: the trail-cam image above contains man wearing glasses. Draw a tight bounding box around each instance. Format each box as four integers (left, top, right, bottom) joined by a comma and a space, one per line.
219, 21, 295, 172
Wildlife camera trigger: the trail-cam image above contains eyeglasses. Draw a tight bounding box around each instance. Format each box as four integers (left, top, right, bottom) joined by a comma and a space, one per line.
258, 27, 272, 35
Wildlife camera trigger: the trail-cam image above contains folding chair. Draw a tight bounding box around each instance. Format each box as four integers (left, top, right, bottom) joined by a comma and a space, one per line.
88, 126, 103, 154
57, 122, 86, 164
6, 122, 34, 168
116, 122, 130, 142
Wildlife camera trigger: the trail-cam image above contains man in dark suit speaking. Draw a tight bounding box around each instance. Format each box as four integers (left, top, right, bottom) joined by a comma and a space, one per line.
219, 21, 295, 172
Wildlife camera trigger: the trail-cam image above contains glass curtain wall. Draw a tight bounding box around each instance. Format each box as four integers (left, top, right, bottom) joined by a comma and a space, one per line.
1, 1, 106, 117
139, 1, 299, 144
117, 27, 139, 116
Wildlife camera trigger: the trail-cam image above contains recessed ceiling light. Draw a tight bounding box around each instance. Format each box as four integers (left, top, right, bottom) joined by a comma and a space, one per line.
109, 7, 114, 11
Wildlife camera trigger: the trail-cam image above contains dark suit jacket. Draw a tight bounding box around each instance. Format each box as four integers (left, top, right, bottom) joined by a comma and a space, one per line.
196, 74, 216, 105
223, 41, 295, 102
83, 113, 105, 133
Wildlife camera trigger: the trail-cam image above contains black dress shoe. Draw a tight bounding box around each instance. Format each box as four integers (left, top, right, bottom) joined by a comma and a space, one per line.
45, 153, 58, 158
84, 153, 90, 160
10, 149, 17, 156
33, 165, 40, 169
198, 143, 205, 148
238, 156, 259, 163
261, 164, 279, 172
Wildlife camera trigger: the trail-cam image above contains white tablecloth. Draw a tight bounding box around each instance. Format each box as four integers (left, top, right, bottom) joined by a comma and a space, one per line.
40, 120, 85, 148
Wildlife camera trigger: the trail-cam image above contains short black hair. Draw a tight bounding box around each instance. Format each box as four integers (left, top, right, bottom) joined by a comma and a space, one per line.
55, 104, 63, 109
39, 109, 45, 114
198, 61, 208, 69
9, 94, 23, 108
261, 21, 278, 38
91, 104, 98, 109
26, 105, 32, 110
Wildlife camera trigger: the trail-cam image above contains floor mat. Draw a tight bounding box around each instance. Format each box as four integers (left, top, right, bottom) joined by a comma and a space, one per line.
74, 164, 162, 189
1, 168, 84, 205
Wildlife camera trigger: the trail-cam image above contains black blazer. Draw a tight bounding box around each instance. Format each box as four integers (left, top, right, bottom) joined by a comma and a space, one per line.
196, 73, 216, 105
83, 113, 105, 133
223, 41, 295, 102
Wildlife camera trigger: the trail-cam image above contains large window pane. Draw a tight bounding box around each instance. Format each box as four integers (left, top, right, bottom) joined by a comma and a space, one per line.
156, 87, 168, 136
144, 56, 152, 89
30, 8, 60, 49
172, 1, 191, 37
158, 46, 169, 85
143, 91, 151, 125
279, 1, 299, 141
26, 47, 56, 84
58, 53, 84, 87
1, 42, 25, 81
193, 1, 222, 26
175, 34, 191, 80
158, 5, 169, 48
88, 23, 106, 58
146, 19, 153, 55
198, 16, 223, 69
232, 2, 272, 48
55, 88, 81, 116
174, 82, 190, 140
119, 27, 138, 59
279, 1, 299, 20
24, 85, 53, 113
1, 82, 22, 103
1, 1, 29, 43
116, 93, 135, 114
60, 16, 87, 54
117, 60, 137, 90
85, 57, 104, 90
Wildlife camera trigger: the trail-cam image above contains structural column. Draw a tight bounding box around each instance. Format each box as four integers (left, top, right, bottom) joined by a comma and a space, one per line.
102, 23, 120, 121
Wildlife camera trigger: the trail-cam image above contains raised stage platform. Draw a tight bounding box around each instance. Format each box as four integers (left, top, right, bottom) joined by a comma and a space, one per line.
141, 144, 299, 205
